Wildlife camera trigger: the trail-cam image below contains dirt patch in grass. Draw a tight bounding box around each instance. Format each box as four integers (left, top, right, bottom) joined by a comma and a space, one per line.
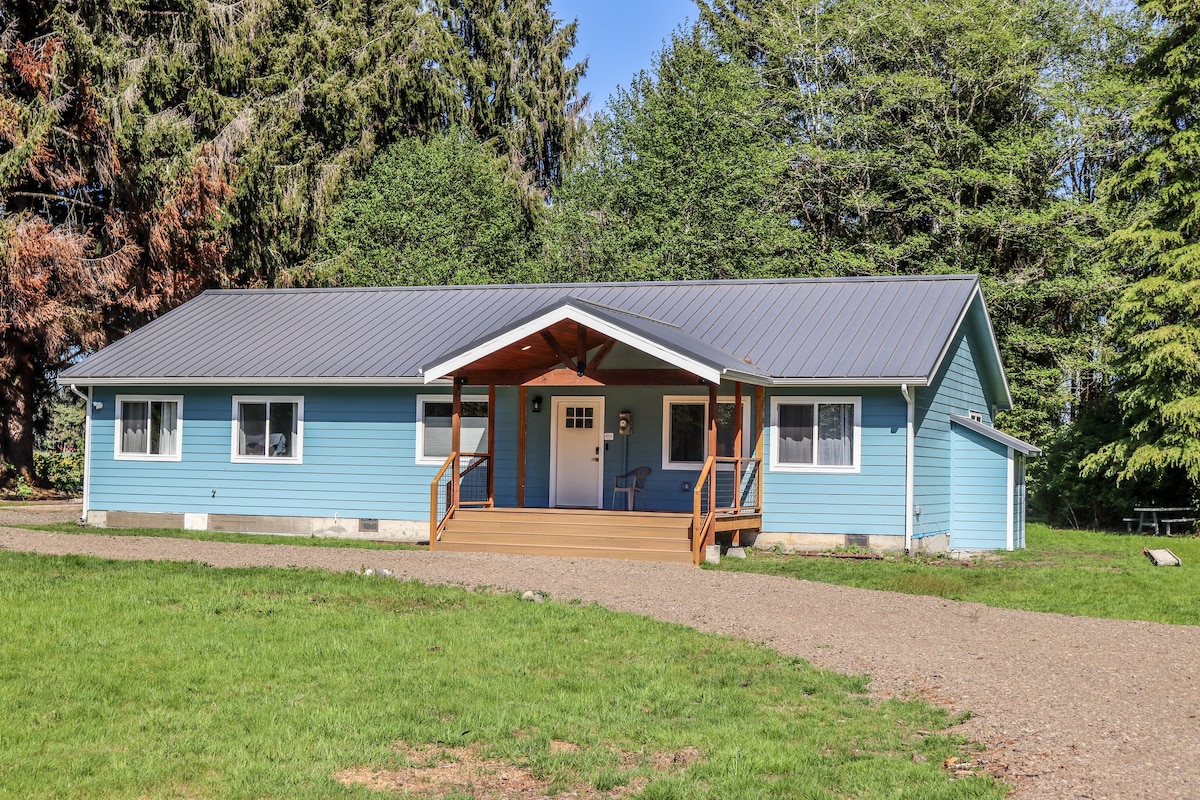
335, 741, 702, 799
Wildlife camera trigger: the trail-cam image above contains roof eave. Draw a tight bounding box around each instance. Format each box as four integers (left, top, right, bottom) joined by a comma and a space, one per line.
57, 375, 438, 387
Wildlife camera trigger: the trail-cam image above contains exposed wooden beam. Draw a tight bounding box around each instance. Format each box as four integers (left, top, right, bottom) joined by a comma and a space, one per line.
576, 323, 587, 375
541, 330, 576, 371
461, 367, 709, 387
590, 339, 616, 370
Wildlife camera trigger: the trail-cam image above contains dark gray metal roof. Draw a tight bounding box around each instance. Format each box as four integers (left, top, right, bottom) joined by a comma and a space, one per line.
950, 414, 1041, 455
60, 275, 990, 386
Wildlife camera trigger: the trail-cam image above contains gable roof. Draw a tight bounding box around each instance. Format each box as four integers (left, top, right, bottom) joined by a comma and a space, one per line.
422, 298, 771, 385
59, 274, 1008, 400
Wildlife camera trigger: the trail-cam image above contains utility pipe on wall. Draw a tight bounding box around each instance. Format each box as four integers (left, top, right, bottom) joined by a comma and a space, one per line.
900, 383, 915, 552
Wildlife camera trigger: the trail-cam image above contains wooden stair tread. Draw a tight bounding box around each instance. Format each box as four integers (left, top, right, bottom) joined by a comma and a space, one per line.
435, 540, 694, 563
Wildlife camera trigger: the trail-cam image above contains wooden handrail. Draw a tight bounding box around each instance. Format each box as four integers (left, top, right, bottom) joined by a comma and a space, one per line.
429, 451, 459, 547
692, 455, 718, 565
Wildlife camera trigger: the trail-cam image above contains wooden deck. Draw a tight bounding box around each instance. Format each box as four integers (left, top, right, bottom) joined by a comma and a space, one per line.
434, 507, 760, 564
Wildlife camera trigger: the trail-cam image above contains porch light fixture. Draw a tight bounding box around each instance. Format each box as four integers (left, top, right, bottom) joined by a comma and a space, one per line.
532, 395, 543, 413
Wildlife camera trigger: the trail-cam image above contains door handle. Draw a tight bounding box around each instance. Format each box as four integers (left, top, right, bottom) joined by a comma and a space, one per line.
591, 457, 599, 462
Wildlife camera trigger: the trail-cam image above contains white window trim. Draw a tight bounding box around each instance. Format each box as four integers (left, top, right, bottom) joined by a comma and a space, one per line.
969, 409, 985, 423
114, 395, 184, 462
661, 395, 753, 471
415, 393, 489, 466
231, 395, 304, 464
769, 395, 862, 474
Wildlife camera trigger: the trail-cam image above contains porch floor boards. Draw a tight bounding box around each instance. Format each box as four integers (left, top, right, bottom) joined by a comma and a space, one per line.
436, 508, 694, 563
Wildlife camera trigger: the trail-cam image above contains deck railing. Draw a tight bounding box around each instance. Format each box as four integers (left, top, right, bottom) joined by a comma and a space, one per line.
692, 456, 718, 565
714, 456, 762, 514
693, 455, 763, 564
429, 451, 493, 546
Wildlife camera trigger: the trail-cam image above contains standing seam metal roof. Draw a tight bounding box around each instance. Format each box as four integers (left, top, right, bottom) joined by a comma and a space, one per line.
59, 275, 988, 384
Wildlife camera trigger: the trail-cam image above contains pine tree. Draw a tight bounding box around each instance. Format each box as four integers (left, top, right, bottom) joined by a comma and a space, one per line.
1083, 0, 1200, 502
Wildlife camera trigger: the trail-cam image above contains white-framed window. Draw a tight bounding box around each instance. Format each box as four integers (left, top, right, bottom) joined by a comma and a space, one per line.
770, 396, 861, 473
969, 409, 984, 423
416, 394, 489, 465
661, 395, 752, 470
231, 396, 303, 463
115, 395, 183, 461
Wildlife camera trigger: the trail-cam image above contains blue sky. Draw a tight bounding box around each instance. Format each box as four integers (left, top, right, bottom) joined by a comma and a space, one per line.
552, 0, 697, 112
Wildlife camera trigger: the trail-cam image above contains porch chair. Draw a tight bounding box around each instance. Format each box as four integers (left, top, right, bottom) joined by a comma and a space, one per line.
612, 467, 652, 511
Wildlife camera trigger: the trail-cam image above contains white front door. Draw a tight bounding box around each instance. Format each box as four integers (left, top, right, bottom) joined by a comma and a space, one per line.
550, 397, 604, 508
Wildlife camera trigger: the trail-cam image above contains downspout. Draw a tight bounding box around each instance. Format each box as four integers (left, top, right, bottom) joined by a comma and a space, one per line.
67, 384, 92, 524
900, 384, 915, 552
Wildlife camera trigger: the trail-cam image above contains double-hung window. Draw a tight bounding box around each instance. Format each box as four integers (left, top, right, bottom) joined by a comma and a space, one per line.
661, 396, 751, 470
416, 395, 489, 465
115, 396, 182, 461
770, 396, 860, 472
232, 396, 302, 463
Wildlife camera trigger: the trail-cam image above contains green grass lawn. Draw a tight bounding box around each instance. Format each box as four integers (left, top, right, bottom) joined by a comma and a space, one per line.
714, 524, 1200, 626
20, 522, 422, 552
0, 551, 1003, 799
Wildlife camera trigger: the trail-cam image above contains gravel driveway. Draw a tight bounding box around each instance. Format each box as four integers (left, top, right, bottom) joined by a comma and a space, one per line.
2, 504, 1198, 800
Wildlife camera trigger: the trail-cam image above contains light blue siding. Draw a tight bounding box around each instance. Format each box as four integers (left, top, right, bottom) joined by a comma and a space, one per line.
90, 381, 908, 537
91, 385, 519, 520
951, 425, 1010, 550
763, 388, 907, 537
913, 301, 995, 541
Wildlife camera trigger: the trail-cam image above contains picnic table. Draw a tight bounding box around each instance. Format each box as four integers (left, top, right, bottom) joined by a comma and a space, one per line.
1129, 507, 1199, 536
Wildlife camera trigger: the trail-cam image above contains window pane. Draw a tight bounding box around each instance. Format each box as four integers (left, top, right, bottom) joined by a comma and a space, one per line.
817, 403, 854, 466
239, 403, 267, 456
670, 404, 705, 463
716, 402, 742, 458
424, 400, 489, 459
268, 402, 296, 458
777, 403, 813, 464
121, 401, 149, 454
149, 401, 178, 456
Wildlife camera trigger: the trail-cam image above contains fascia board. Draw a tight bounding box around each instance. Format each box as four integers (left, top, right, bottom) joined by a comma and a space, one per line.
927, 283, 1015, 410
421, 305, 724, 384
56, 376, 440, 387
769, 377, 930, 387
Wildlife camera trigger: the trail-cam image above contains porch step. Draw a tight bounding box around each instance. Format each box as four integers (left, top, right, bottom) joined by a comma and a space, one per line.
435, 539, 695, 564
436, 508, 695, 563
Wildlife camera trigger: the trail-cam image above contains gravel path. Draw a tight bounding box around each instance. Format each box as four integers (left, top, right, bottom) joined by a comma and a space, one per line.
3, 504, 1198, 799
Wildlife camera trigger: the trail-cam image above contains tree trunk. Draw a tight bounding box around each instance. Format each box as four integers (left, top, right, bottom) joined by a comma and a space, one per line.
0, 337, 38, 484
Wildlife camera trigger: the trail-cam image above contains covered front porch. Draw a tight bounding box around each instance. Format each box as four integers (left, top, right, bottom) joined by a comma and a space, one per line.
422, 299, 766, 565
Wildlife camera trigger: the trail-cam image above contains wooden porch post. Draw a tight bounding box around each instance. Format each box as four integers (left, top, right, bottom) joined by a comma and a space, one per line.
707, 382, 718, 549
517, 385, 527, 508
755, 386, 765, 511
487, 384, 496, 506
732, 382, 744, 544
451, 379, 462, 507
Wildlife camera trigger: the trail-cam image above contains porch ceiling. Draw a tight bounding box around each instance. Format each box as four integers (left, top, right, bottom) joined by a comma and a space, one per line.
460, 319, 608, 374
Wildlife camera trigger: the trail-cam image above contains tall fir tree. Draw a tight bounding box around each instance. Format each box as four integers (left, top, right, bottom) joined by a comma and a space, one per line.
1083, 0, 1200, 503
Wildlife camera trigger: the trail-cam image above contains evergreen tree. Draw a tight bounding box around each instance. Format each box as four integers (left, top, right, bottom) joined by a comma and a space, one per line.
1083, 0, 1200, 503
547, 0, 1144, 458
307, 130, 539, 286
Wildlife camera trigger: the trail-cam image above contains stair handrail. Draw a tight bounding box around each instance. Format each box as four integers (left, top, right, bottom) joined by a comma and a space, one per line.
429, 450, 459, 546
692, 454, 718, 565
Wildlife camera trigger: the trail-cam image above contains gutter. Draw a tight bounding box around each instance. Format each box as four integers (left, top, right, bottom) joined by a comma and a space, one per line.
66, 384, 93, 523
900, 383, 915, 552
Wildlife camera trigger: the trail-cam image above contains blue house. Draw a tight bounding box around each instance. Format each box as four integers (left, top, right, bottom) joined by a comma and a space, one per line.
59, 275, 1038, 564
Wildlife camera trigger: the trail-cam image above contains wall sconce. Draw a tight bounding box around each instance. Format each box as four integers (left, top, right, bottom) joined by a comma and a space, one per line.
532, 395, 543, 413
92, 401, 103, 410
